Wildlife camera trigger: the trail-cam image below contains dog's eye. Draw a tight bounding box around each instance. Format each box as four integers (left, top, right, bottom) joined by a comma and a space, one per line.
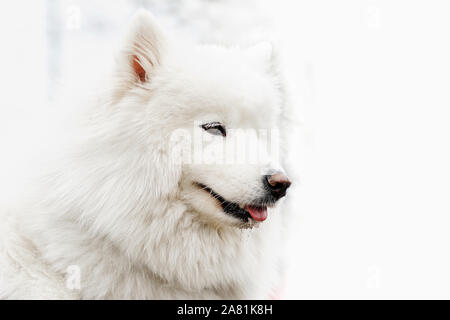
201, 122, 226, 137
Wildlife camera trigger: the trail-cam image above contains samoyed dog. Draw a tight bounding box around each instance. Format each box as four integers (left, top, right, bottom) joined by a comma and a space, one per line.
0, 10, 291, 299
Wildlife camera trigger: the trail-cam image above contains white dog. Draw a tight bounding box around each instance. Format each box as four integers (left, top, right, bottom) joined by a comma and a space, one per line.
0, 10, 291, 299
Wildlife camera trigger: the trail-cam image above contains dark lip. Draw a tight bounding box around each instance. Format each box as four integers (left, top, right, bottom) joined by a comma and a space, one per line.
194, 182, 272, 222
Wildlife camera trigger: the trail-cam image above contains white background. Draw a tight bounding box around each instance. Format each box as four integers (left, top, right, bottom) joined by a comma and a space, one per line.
1, 1, 450, 299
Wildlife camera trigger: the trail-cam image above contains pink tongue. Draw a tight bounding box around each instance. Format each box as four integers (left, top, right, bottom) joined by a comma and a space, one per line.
245, 205, 268, 222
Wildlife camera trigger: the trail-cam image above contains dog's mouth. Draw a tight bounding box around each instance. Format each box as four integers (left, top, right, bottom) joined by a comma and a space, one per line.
195, 183, 270, 222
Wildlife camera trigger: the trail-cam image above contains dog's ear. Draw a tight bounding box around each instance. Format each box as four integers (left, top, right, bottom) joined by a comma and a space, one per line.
115, 10, 166, 87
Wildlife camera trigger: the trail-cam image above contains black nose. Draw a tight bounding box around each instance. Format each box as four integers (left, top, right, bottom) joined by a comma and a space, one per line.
264, 173, 291, 200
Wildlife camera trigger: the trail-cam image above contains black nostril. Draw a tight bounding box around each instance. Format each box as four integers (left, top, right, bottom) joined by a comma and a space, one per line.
264, 173, 291, 200
272, 182, 285, 190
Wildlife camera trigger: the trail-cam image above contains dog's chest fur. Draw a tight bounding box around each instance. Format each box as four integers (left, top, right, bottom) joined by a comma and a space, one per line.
1, 198, 282, 299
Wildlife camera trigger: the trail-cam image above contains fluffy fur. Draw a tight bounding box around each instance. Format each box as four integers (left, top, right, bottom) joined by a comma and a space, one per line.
0, 10, 289, 299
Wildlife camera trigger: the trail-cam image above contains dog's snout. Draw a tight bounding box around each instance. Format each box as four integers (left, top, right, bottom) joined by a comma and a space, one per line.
264, 173, 291, 200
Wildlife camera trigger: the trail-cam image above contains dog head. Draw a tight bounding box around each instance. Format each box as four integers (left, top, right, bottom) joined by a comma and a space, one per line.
110, 10, 291, 228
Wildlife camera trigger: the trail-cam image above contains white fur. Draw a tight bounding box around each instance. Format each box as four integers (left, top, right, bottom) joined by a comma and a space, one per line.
0, 10, 289, 299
